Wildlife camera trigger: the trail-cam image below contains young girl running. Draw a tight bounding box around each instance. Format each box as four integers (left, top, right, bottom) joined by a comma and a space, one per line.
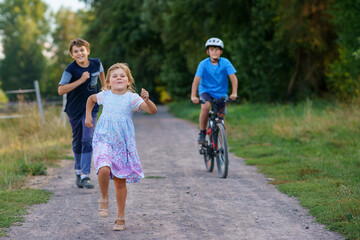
85, 63, 157, 231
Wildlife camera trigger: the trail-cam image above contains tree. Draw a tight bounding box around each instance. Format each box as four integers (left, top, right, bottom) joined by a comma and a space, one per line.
42, 7, 88, 97
275, 0, 337, 99
85, 0, 163, 100
326, 0, 360, 100
0, 0, 49, 92
141, 0, 244, 100
224, 0, 293, 102
80, 0, 345, 102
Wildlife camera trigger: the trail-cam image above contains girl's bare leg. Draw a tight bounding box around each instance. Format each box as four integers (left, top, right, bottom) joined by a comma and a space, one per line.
98, 166, 110, 209
114, 178, 127, 220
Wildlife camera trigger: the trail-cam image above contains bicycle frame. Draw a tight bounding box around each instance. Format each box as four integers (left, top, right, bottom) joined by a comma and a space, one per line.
196, 97, 235, 178
206, 98, 226, 150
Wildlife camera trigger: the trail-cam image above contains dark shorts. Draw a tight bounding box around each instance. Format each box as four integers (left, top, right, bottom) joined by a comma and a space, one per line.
199, 93, 226, 114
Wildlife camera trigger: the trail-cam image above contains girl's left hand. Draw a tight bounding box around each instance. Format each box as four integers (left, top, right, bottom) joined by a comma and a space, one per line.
141, 88, 149, 102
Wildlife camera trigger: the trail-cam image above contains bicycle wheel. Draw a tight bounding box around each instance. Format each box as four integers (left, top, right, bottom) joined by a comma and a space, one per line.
215, 123, 229, 178
203, 132, 214, 172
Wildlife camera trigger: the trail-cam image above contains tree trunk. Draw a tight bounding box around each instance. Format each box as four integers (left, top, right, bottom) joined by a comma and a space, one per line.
288, 53, 300, 96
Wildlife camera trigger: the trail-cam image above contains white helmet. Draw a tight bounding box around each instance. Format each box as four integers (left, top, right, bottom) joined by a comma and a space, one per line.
205, 37, 224, 50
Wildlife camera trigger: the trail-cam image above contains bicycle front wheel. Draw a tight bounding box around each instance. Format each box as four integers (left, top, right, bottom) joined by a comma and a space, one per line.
215, 123, 229, 178
203, 133, 214, 172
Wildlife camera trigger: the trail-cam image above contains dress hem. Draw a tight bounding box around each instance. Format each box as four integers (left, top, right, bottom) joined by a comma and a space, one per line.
96, 164, 144, 183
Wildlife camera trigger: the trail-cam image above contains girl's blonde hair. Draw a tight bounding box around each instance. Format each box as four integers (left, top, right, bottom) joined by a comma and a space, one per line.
105, 63, 136, 92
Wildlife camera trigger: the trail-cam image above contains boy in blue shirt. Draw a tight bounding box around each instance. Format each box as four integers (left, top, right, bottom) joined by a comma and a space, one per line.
191, 37, 238, 144
58, 38, 106, 189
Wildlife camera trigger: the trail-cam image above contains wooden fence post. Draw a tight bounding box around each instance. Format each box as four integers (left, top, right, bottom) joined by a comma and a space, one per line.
61, 94, 67, 126
34, 80, 45, 126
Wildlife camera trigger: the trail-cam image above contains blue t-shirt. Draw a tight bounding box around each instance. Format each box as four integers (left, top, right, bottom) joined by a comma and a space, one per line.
59, 58, 104, 119
195, 57, 236, 99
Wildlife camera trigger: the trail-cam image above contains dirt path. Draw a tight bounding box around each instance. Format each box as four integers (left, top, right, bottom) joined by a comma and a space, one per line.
2, 106, 344, 240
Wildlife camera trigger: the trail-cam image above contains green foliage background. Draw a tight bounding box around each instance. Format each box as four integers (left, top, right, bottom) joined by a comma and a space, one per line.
0, 0, 359, 102
0, 0, 48, 93
326, 0, 360, 100
84, 0, 360, 102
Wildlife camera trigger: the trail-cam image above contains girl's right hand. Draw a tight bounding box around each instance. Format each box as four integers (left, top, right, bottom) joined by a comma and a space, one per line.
85, 116, 93, 128
140, 88, 149, 102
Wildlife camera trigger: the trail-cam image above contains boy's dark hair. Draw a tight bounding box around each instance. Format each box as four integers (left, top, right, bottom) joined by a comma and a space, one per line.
69, 38, 90, 53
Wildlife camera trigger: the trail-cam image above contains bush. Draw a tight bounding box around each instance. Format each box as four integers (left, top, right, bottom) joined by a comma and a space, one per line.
0, 89, 8, 103
18, 161, 47, 176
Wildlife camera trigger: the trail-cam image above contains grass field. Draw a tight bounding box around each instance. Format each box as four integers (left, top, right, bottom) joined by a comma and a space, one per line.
168, 99, 360, 240
0, 103, 71, 236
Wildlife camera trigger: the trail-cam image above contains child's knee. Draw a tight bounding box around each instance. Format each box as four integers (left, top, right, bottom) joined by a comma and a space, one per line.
114, 178, 126, 188
99, 166, 110, 175
201, 103, 211, 112
72, 139, 82, 153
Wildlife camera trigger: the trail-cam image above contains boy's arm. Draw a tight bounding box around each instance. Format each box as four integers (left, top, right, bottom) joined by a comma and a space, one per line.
191, 76, 201, 104
58, 71, 90, 95
85, 94, 97, 128
99, 71, 106, 91
229, 73, 238, 100
139, 88, 157, 114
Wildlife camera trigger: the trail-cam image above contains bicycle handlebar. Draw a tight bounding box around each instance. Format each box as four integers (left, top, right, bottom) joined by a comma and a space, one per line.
192, 97, 238, 105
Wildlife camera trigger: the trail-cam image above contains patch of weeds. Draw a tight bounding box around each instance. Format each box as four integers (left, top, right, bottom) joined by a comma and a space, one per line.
18, 161, 47, 176
145, 176, 166, 179
337, 185, 360, 222
327, 140, 345, 148
60, 155, 73, 160
298, 166, 320, 180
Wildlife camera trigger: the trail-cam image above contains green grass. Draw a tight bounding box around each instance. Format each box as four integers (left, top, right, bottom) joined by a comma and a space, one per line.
145, 176, 166, 179
0, 104, 72, 235
168, 99, 360, 240
0, 104, 72, 189
0, 189, 53, 236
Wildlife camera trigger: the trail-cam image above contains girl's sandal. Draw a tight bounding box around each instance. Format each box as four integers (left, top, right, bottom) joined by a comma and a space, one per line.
113, 218, 126, 231
97, 199, 109, 218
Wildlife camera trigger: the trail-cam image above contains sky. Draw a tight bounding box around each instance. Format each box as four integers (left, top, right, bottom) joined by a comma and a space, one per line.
43, 0, 88, 12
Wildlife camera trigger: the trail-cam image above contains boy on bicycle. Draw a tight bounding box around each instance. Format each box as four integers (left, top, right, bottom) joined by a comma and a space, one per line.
190, 37, 238, 144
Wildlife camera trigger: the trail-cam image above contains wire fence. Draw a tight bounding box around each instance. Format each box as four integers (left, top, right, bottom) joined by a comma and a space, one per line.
1, 80, 45, 125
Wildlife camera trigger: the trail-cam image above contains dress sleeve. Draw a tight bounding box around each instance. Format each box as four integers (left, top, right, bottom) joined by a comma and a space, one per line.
130, 93, 144, 112
96, 91, 105, 105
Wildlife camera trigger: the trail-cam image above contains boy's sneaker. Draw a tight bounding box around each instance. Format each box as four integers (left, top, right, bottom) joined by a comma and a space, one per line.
80, 177, 94, 189
198, 131, 206, 144
76, 174, 83, 188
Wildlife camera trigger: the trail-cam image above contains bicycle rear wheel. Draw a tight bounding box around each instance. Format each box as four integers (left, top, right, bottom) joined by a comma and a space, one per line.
203, 133, 214, 172
215, 123, 229, 178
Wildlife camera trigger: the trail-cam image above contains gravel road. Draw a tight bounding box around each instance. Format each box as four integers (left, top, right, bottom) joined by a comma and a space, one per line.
2, 106, 344, 240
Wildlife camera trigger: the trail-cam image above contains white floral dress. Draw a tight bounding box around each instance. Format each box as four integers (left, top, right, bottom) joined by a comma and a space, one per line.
92, 90, 144, 183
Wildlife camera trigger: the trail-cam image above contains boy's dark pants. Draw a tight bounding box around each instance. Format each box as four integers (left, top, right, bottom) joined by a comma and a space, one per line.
68, 112, 97, 175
